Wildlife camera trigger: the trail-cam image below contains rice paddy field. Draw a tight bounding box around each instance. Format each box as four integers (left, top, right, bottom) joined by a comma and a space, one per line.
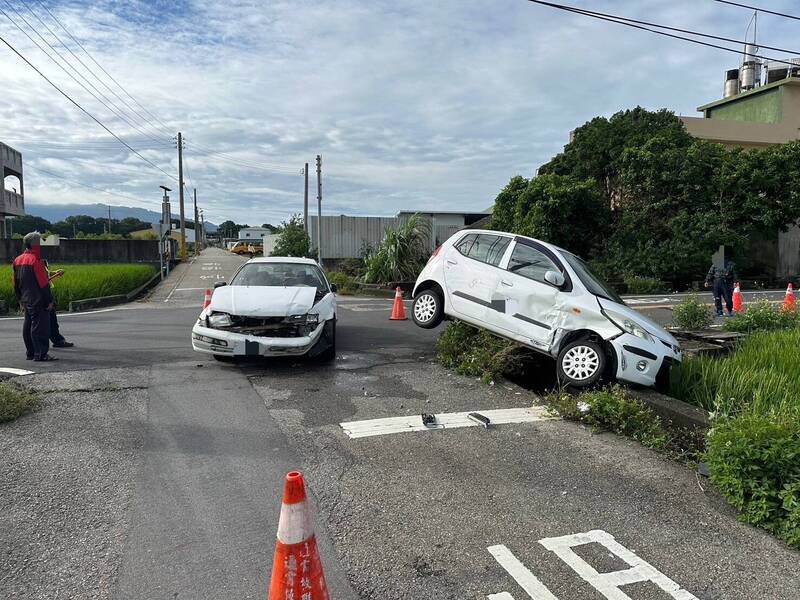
0, 263, 157, 311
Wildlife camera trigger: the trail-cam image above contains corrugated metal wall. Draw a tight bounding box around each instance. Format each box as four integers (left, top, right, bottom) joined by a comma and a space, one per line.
308, 215, 399, 259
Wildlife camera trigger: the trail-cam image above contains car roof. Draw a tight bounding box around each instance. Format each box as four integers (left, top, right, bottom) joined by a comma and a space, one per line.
246, 256, 319, 265
452, 229, 567, 256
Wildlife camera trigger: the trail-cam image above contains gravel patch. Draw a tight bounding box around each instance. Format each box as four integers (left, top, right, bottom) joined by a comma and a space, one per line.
0, 369, 147, 599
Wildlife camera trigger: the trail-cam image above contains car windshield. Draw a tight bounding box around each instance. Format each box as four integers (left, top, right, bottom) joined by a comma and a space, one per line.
231, 262, 328, 290
562, 252, 624, 305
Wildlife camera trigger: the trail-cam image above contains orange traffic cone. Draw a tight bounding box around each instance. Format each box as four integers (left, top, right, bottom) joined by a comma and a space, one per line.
732, 282, 743, 312
267, 471, 330, 600
783, 283, 796, 312
389, 286, 407, 321
202, 289, 212, 309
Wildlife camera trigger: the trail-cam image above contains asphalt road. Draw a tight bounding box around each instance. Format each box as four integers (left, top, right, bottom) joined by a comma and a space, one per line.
1, 248, 797, 599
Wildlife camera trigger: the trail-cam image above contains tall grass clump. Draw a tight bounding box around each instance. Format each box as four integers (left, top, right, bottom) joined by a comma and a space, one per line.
363, 214, 431, 284
724, 300, 799, 333
0, 263, 157, 310
671, 295, 713, 329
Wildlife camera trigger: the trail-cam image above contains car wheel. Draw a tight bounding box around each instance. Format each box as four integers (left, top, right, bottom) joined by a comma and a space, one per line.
557, 339, 606, 388
412, 290, 444, 329
319, 320, 336, 361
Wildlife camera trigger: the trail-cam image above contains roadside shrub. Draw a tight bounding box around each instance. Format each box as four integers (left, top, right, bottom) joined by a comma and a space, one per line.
624, 275, 670, 295
724, 300, 799, 333
436, 321, 522, 384
326, 271, 358, 295
705, 416, 800, 549
337, 258, 365, 278
0, 382, 39, 423
363, 214, 431, 284
0, 263, 157, 311
672, 295, 713, 330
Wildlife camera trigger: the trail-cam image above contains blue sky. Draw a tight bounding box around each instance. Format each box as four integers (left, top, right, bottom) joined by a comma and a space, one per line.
1, 0, 799, 225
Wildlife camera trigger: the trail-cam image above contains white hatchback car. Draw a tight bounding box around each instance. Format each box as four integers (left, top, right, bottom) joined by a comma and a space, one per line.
411, 230, 681, 388
192, 257, 337, 361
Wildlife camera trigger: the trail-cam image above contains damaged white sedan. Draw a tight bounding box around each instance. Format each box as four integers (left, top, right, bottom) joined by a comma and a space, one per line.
192, 257, 337, 361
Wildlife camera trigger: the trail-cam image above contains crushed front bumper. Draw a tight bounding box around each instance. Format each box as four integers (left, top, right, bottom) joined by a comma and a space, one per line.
610, 333, 682, 388
191, 320, 326, 357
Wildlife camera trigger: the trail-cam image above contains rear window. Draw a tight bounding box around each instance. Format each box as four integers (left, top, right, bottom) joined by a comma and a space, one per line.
232, 263, 328, 290
455, 233, 510, 267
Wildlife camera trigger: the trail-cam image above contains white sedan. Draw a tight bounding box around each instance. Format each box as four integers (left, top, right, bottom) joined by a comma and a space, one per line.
192, 257, 337, 361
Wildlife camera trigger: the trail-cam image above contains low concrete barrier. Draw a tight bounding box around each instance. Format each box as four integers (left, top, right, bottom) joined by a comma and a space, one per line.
68, 269, 164, 312
627, 388, 710, 430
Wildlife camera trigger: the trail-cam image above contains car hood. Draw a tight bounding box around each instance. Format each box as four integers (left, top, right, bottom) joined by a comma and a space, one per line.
209, 286, 317, 317
597, 297, 679, 346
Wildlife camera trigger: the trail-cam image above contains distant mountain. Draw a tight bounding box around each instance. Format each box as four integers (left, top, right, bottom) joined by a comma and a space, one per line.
25, 203, 218, 232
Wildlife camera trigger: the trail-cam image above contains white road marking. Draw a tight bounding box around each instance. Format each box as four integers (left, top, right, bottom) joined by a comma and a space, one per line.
340, 406, 556, 439
489, 530, 697, 599
538, 530, 698, 600
174, 287, 206, 291
488, 545, 558, 600
0, 367, 34, 376
338, 301, 409, 312
0, 307, 124, 321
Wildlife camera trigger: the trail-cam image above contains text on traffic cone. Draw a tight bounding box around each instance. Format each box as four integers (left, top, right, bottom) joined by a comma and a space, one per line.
390, 286, 407, 320
268, 471, 329, 600
732, 282, 743, 312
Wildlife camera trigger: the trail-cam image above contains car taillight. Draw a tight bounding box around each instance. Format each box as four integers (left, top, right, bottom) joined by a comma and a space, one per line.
428, 245, 442, 262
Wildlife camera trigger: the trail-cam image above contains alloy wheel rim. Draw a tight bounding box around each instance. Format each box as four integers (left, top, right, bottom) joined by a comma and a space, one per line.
562, 345, 600, 380
414, 294, 437, 322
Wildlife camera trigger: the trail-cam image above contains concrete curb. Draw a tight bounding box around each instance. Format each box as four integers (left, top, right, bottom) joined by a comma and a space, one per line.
626, 388, 710, 430
68, 269, 164, 312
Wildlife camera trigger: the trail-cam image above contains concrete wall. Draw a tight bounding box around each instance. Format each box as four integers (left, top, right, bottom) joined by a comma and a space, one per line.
0, 239, 161, 264
680, 116, 799, 148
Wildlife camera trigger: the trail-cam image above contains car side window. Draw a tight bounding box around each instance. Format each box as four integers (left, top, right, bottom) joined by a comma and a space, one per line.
454, 234, 477, 256
507, 243, 559, 284
466, 234, 511, 266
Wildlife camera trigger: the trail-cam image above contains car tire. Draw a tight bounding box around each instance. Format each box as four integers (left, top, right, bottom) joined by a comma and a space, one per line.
318, 320, 336, 361
557, 339, 606, 388
412, 289, 444, 329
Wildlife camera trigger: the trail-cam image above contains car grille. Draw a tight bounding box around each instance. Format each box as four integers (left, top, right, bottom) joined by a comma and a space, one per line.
220, 316, 305, 338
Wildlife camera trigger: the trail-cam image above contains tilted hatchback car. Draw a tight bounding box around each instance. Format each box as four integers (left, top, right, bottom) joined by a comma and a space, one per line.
192, 257, 336, 361
411, 230, 681, 388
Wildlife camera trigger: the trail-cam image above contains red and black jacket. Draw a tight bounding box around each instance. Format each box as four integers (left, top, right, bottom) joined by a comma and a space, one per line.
12, 247, 53, 308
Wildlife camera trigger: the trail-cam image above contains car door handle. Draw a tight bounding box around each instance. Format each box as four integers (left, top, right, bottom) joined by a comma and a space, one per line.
446, 259, 458, 266
501, 280, 513, 287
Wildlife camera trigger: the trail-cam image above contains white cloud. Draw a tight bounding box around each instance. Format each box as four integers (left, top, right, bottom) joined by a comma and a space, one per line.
1, 0, 798, 225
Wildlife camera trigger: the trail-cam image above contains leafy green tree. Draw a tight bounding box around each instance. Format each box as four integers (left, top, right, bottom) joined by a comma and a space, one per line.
363, 214, 431, 283
8, 214, 51, 235
271, 214, 313, 258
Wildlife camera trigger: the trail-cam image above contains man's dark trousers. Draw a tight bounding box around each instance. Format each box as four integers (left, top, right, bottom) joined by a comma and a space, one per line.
713, 279, 733, 315
49, 307, 65, 344
23, 305, 51, 359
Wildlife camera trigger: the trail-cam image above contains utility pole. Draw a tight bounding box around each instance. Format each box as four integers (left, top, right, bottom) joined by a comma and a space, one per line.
193, 188, 199, 257
177, 132, 187, 261
107, 205, 112, 235
159, 186, 172, 280
303, 162, 309, 234
200, 210, 205, 249
316, 155, 322, 264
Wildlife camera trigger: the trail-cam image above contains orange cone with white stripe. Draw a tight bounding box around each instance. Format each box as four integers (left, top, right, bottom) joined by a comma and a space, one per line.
202, 289, 212, 309
267, 471, 330, 600
389, 286, 407, 321
732, 282, 743, 312
783, 283, 796, 312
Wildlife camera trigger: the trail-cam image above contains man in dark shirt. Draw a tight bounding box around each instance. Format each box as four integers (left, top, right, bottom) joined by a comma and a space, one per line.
12, 232, 56, 361
704, 258, 739, 318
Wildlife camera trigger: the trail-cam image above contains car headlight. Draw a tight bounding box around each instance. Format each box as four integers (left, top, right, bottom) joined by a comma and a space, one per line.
207, 312, 233, 328
306, 313, 319, 325
604, 310, 655, 343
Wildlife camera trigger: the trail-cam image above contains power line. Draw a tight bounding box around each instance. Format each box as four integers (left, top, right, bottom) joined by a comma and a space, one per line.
26, 163, 157, 205
526, 0, 800, 68
32, 0, 175, 137
18, 0, 172, 143
0, 29, 178, 181
183, 140, 301, 174
711, 0, 800, 22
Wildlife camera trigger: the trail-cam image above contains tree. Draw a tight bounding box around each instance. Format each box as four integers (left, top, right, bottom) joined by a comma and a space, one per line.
271, 215, 313, 258
8, 214, 51, 236
261, 223, 280, 233
363, 214, 432, 283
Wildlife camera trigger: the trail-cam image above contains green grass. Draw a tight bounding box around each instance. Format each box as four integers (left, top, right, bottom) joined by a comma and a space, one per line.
0, 382, 39, 423
0, 263, 157, 311
670, 329, 800, 422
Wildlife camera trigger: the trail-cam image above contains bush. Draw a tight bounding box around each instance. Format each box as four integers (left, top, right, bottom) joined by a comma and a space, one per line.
0, 263, 157, 311
705, 416, 800, 549
363, 214, 431, 284
271, 214, 314, 258
624, 275, 670, 295
0, 382, 39, 423
724, 300, 799, 333
436, 321, 523, 384
338, 258, 365, 278
672, 295, 713, 330
326, 271, 358, 295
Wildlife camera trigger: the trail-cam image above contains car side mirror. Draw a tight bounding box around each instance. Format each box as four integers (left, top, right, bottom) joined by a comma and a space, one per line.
544, 270, 565, 287
213, 281, 227, 289
330, 283, 338, 293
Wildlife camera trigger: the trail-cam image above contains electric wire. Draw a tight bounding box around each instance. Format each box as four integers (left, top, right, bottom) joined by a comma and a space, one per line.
18, 0, 172, 143
183, 140, 301, 174
711, 0, 800, 22
526, 0, 800, 68
0, 30, 178, 181
26, 163, 159, 205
